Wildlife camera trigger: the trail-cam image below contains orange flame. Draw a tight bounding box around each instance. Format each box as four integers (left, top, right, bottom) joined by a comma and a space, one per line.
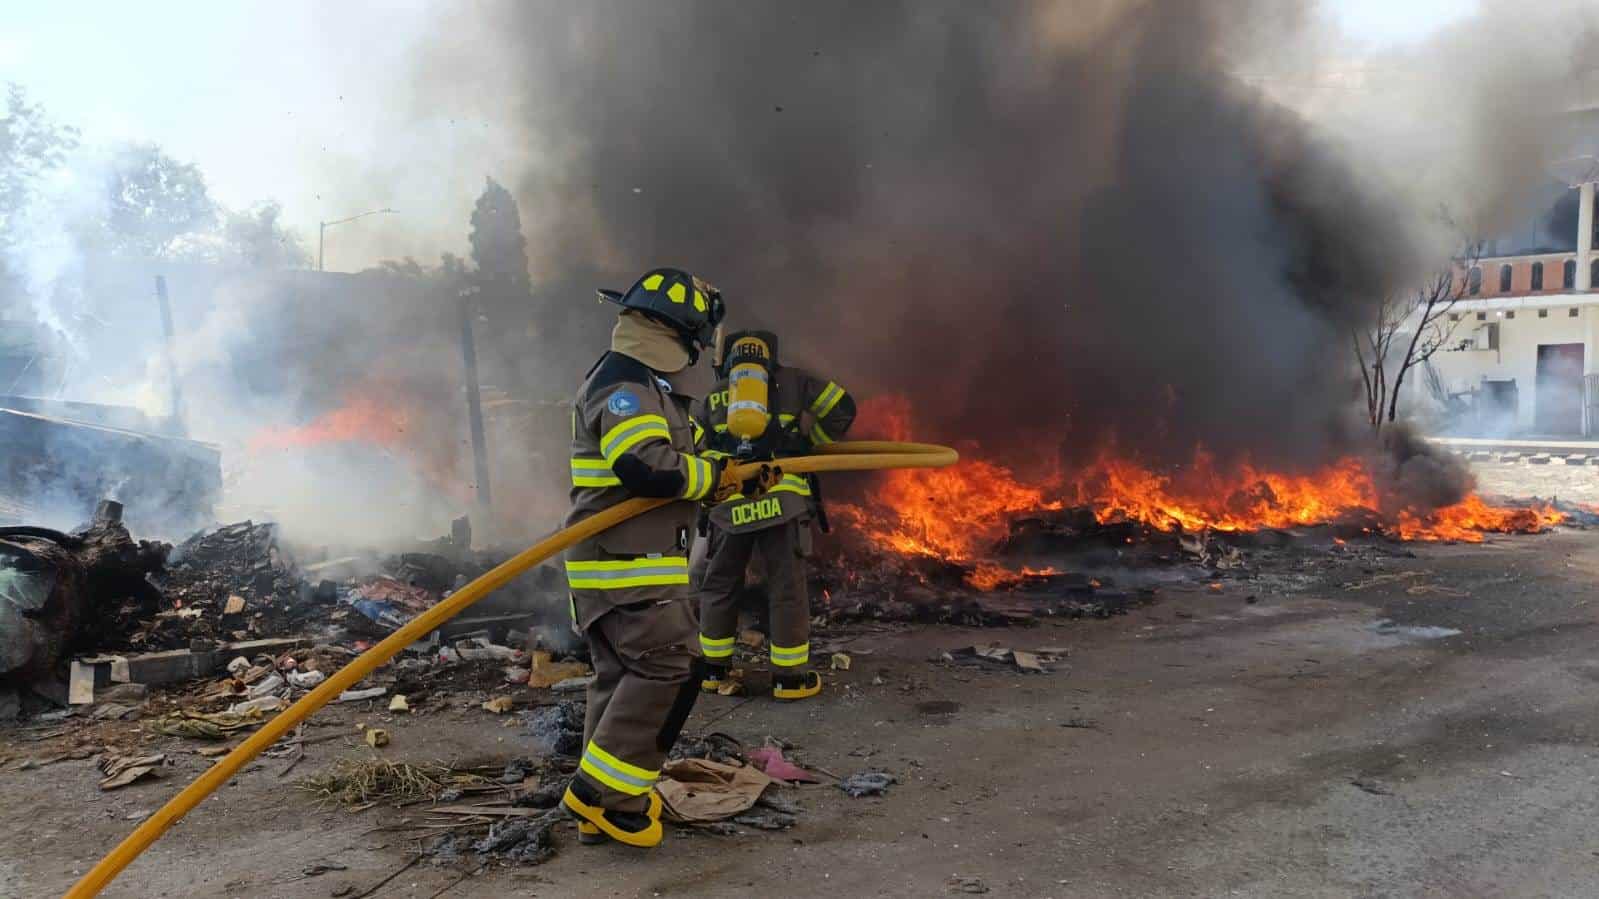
836, 397, 1563, 584
248, 393, 411, 453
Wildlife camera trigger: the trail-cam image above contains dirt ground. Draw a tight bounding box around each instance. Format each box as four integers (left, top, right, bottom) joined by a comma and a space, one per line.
6, 496, 1599, 896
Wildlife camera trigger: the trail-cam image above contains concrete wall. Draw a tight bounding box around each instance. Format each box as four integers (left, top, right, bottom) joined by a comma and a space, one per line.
1428, 298, 1593, 433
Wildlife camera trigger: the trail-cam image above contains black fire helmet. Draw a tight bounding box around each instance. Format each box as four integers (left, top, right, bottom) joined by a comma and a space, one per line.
597, 267, 726, 362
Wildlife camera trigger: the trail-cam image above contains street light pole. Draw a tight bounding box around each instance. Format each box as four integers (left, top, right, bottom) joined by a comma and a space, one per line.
316, 207, 397, 272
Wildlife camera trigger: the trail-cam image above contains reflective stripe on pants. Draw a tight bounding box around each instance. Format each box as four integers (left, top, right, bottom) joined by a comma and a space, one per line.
565, 557, 689, 590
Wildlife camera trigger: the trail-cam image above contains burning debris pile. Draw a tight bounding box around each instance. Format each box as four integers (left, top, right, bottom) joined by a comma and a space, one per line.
821, 399, 1566, 595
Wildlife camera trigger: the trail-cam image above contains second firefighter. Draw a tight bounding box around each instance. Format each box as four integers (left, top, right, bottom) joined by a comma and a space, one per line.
693, 329, 856, 700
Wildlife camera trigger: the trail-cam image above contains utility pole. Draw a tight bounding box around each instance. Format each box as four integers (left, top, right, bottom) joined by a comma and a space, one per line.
458, 285, 493, 527
153, 275, 185, 436
317, 207, 397, 271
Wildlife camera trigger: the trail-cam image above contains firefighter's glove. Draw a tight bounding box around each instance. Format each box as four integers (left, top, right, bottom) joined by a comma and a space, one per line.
712, 460, 782, 503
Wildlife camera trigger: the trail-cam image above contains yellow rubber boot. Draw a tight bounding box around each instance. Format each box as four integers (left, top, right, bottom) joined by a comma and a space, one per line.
562, 781, 663, 848
773, 670, 823, 701
701, 664, 732, 693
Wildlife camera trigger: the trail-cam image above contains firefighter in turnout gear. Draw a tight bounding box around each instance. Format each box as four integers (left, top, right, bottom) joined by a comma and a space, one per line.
561, 267, 759, 848
693, 330, 856, 701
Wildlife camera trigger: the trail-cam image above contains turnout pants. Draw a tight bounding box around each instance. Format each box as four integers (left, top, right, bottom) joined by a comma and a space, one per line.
574, 595, 701, 812
697, 519, 812, 672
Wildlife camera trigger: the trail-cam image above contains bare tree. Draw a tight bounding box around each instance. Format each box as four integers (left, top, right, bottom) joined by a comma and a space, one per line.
1353, 241, 1482, 435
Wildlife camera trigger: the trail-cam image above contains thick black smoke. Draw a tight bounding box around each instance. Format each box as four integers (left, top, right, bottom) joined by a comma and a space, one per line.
481, 1, 1419, 473
388, 0, 1599, 522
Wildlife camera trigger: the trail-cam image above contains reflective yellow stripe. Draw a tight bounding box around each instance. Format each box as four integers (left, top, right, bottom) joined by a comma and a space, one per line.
702, 448, 730, 461
778, 413, 795, 427
810, 382, 845, 418
682, 453, 700, 499
641, 273, 664, 291
600, 414, 671, 464
570, 457, 621, 487
810, 422, 833, 445
700, 634, 735, 658
565, 557, 689, 590
680, 454, 715, 500
713, 423, 728, 433
770, 642, 809, 667
692, 419, 705, 444
580, 741, 658, 796
691, 456, 716, 499
767, 474, 811, 497
666, 282, 686, 304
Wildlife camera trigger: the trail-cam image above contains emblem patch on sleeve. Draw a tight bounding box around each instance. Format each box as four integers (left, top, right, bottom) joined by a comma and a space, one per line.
607, 389, 641, 416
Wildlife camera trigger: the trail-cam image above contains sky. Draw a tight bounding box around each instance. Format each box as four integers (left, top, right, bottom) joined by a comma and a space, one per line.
0, 0, 1481, 272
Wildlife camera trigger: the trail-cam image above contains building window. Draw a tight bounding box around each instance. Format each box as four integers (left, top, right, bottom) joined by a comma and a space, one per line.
1505, 310, 1516, 319
1477, 311, 1487, 321
1449, 313, 1460, 322
1565, 259, 1578, 289
1539, 308, 1549, 318
1571, 307, 1581, 318
1468, 266, 1482, 295
1531, 261, 1544, 290
1500, 264, 1513, 292
1591, 258, 1599, 290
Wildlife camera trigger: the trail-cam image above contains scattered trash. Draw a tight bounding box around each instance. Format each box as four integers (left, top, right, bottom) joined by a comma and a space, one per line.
951, 644, 1059, 673
732, 810, 796, 830
336, 686, 387, 703
950, 876, 989, 894
469, 815, 556, 864
527, 651, 590, 688
247, 674, 285, 698
286, 669, 325, 689
552, 675, 594, 693
746, 746, 821, 784
524, 701, 584, 757
1011, 650, 1045, 672
830, 653, 852, 671
223, 595, 246, 615
301, 759, 467, 808
149, 709, 264, 740
482, 696, 515, 714
226, 695, 287, 716
387, 695, 409, 713
364, 728, 390, 748
738, 629, 765, 649
657, 758, 774, 823
838, 771, 896, 798
98, 752, 165, 790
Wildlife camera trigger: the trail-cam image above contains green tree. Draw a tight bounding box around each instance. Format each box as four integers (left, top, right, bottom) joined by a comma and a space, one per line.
0, 84, 78, 238
103, 142, 215, 257
468, 177, 532, 339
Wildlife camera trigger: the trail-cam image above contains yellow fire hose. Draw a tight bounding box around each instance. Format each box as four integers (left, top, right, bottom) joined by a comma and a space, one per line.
65, 440, 956, 897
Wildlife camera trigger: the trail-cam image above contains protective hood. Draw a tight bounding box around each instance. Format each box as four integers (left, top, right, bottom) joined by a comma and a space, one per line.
612, 310, 690, 374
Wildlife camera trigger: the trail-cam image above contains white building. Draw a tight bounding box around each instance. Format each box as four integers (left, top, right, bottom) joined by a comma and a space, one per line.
1426, 114, 1599, 436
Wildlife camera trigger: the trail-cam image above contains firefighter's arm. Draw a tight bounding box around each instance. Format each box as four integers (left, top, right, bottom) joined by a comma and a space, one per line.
592, 384, 718, 501
801, 372, 857, 446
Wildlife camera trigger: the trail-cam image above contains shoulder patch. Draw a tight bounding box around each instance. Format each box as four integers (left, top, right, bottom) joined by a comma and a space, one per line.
607, 389, 641, 416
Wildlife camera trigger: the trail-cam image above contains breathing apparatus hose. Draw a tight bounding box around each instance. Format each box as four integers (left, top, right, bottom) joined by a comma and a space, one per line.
64, 440, 957, 898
